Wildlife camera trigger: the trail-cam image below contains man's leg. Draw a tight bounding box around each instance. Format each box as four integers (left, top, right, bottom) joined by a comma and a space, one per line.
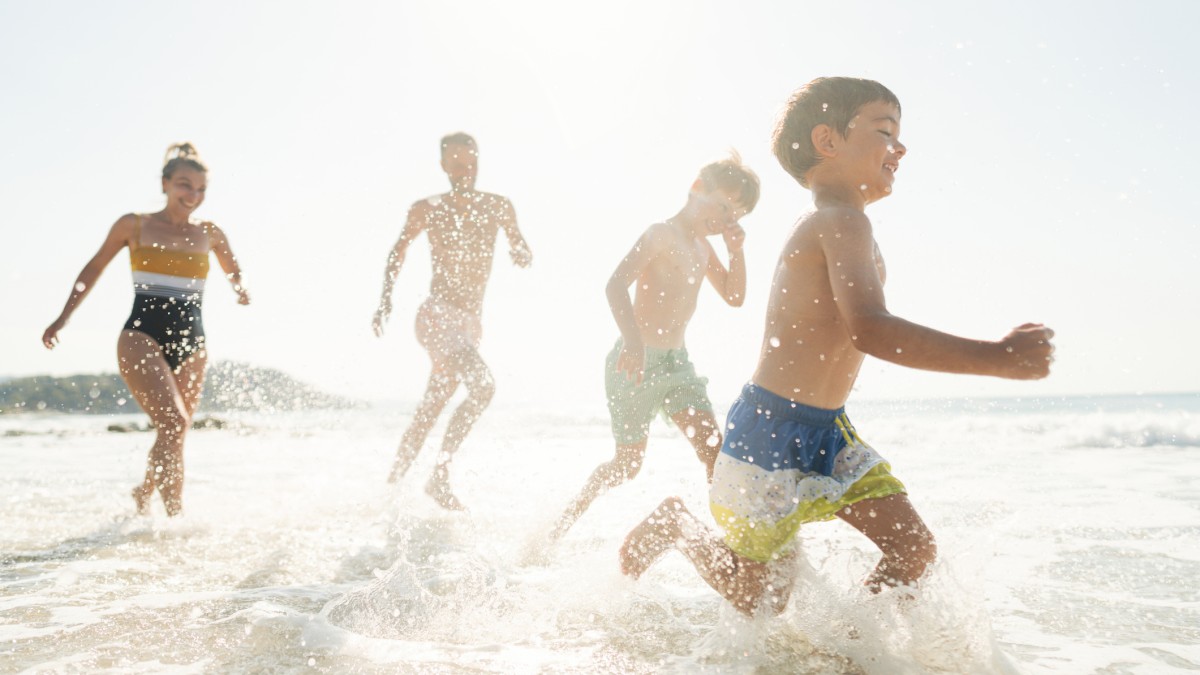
837, 493, 937, 591
670, 407, 722, 482
549, 438, 649, 539
389, 366, 458, 483
620, 497, 796, 616
425, 347, 494, 510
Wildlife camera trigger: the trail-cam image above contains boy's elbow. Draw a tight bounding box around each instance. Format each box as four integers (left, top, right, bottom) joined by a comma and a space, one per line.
845, 314, 896, 356
726, 292, 745, 308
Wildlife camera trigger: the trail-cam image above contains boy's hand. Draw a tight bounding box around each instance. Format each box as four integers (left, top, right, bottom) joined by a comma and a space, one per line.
722, 223, 746, 253
617, 339, 646, 384
997, 323, 1055, 379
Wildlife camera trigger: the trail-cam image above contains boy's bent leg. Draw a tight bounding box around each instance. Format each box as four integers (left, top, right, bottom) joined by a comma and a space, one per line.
837, 492, 937, 591
389, 366, 458, 483
620, 497, 796, 616
670, 407, 722, 481
426, 347, 494, 511
550, 438, 649, 539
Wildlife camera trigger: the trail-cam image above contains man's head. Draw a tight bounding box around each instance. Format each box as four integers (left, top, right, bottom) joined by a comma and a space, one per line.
772, 77, 902, 189
440, 132, 478, 191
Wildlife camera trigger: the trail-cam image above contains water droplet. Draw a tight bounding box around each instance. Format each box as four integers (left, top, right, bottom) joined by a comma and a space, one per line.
74, 282, 86, 292
859, 184, 868, 191
848, 121, 857, 129
769, 337, 781, 348
821, 102, 829, 112
687, 276, 696, 285
791, 142, 800, 150
895, 348, 903, 354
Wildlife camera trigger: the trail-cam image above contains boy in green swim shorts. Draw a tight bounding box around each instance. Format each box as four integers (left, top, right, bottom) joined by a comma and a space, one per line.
618, 77, 1055, 616
549, 154, 761, 540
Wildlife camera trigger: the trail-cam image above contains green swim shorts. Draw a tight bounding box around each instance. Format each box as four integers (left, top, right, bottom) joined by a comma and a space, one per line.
605, 339, 713, 446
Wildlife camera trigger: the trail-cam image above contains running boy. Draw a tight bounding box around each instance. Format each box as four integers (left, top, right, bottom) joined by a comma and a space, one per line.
618, 77, 1055, 615
550, 155, 760, 539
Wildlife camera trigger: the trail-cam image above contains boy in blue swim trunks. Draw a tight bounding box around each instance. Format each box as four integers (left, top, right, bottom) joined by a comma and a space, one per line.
550, 154, 761, 540
618, 77, 1056, 615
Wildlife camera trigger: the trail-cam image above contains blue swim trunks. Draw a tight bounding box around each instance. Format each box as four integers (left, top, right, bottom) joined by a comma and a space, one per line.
709, 383, 906, 563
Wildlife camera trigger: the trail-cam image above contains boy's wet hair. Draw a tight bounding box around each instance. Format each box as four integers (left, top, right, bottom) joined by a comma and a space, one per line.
440, 132, 477, 154
162, 142, 206, 180
772, 77, 901, 188
697, 151, 761, 212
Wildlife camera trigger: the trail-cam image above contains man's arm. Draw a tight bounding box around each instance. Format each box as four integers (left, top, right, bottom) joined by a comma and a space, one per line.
498, 198, 532, 268
819, 209, 1053, 379
373, 203, 427, 337
605, 227, 663, 383
702, 224, 747, 307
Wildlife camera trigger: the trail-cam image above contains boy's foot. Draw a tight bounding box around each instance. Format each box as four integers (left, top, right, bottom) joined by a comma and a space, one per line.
425, 475, 467, 511
618, 497, 684, 579
131, 485, 151, 515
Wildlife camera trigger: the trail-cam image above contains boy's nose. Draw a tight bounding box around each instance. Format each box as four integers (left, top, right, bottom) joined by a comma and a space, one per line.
891, 141, 907, 158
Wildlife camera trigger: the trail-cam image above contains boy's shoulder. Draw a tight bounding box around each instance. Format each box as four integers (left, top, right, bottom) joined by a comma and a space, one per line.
792, 205, 873, 240
634, 221, 677, 247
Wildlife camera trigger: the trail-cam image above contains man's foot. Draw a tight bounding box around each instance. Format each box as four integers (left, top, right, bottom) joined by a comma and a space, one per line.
131, 485, 152, 515
425, 474, 467, 511
619, 497, 684, 579
387, 450, 416, 484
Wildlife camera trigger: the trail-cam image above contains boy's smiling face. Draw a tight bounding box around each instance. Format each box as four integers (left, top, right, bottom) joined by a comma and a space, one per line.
837, 100, 906, 203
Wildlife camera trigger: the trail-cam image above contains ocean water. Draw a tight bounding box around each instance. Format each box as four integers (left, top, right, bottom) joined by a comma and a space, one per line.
2, 394, 1198, 673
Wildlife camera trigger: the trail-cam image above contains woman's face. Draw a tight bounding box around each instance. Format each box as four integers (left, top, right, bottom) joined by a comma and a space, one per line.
162, 166, 207, 213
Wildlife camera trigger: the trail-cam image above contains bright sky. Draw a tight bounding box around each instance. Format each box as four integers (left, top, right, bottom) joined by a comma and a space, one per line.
2, 1, 1197, 408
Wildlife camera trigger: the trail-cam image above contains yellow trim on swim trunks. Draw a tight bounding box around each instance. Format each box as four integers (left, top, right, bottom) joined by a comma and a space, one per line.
712, 463, 907, 563
834, 414, 862, 447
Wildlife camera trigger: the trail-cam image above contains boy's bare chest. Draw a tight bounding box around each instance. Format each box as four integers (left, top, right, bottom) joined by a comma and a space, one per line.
653, 240, 708, 286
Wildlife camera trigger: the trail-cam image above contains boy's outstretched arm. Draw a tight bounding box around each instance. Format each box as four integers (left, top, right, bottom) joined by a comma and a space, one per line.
820, 210, 1053, 379
703, 224, 747, 307
498, 198, 532, 268
605, 229, 662, 384
373, 203, 427, 337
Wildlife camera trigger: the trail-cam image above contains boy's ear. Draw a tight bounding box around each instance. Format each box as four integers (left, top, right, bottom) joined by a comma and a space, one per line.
811, 124, 838, 159
689, 177, 707, 195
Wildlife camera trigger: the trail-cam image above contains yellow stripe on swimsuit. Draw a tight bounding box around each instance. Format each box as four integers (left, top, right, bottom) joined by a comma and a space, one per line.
129, 215, 209, 300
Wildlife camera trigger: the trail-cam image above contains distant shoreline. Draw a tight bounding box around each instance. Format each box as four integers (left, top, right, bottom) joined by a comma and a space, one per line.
0, 361, 363, 415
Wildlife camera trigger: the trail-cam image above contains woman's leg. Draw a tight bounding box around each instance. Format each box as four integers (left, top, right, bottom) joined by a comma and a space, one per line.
118, 330, 191, 516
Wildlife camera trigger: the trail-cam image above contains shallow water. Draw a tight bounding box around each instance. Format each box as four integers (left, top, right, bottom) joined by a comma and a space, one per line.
2, 395, 1199, 673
